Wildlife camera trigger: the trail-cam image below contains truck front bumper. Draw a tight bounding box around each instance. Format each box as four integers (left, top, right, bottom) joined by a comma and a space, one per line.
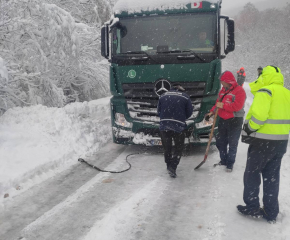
111, 96, 218, 146
112, 125, 217, 146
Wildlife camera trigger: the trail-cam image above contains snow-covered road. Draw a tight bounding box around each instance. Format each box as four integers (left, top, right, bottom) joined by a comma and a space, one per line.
1, 84, 290, 240
1, 141, 290, 240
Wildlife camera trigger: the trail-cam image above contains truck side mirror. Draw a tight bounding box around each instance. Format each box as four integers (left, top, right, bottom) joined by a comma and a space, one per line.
225, 18, 235, 54
101, 25, 109, 59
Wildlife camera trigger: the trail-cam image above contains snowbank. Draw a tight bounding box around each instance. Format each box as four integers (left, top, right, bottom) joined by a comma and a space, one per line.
0, 98, 112, 202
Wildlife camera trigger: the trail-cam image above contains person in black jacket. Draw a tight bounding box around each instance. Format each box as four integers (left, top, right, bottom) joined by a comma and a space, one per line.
157, 83, 194, 178
257, 66, 263, 77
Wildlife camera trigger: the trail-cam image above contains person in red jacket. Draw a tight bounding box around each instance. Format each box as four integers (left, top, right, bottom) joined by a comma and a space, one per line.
237, 67, 246, 87
205, 71, 246, 172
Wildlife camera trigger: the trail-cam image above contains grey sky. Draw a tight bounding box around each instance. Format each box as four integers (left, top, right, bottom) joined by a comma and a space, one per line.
222, 0, 262, 10
222, 0, 289, 10
221, 0, 288, 15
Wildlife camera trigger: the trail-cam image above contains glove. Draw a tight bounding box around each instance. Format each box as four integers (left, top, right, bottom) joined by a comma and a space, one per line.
243, 123, 256, 136
205, 113, 212, 121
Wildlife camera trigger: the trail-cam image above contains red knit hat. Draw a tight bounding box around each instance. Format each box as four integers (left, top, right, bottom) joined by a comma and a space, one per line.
220, 71, 237, 85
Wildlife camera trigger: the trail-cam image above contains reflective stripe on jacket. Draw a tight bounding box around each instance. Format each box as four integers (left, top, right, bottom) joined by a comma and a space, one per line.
242, 66, 290, 141
158, 89, 193, 132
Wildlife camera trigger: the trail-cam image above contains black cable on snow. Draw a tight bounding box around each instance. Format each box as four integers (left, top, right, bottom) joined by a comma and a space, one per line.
78, 152, 140, 173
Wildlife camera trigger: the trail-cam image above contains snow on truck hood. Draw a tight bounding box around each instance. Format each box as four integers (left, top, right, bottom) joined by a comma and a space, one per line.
113, 0, 221, 14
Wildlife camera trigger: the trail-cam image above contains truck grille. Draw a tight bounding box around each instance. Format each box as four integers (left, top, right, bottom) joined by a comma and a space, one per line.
122, 82, 206, 123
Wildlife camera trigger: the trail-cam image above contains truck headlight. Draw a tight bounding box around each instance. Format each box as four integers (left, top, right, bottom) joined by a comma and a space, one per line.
115, 113, 132, 128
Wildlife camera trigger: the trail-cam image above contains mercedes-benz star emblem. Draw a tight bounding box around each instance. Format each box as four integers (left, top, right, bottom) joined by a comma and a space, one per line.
155, 79, 171, 96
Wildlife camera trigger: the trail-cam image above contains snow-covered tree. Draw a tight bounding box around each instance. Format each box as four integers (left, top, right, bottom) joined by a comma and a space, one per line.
224, 3, 290, 86
0, 0, 113, 114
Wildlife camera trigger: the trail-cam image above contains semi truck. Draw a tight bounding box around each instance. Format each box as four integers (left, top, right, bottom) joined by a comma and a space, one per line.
101, 0, 235, 146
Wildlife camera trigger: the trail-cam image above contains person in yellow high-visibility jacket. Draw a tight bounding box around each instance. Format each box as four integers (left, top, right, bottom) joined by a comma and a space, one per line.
237, 65, 290, 223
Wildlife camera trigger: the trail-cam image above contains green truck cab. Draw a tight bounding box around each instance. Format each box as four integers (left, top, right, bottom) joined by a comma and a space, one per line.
101, 0, 235, 146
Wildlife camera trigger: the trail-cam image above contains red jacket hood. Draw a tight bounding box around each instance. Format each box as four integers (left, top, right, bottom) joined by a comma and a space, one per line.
220, 71, 238, 89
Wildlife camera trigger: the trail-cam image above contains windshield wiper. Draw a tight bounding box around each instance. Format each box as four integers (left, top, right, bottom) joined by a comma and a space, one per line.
157, 49, 206, 62
177, 50, 206, 62
120, 51, 160, 63
157, 50, 182, 54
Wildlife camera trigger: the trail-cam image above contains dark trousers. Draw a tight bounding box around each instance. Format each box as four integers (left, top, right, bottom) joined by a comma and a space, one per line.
160, 130, 185, 170
215, 117, 243, 168
243, 143, 285, 220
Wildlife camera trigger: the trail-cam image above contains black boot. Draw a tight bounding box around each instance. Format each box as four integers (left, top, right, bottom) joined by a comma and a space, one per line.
260, 207, 277, 224
226, 165, 233, 172
237, 205, 263, 218
213, 161, 227, 167
167, 166, 177, 178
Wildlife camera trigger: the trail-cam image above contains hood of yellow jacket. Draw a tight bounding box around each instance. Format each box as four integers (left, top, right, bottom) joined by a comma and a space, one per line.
249, 75, 264, 96
261, 65, 284, 87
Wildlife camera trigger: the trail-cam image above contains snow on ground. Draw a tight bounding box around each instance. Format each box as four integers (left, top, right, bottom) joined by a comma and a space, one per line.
83, 176, 169, 240
1, 83, 290, 239
0, 97, 112, 203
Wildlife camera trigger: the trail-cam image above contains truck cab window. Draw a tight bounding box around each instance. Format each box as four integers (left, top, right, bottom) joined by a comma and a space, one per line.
112, 13, 217, 55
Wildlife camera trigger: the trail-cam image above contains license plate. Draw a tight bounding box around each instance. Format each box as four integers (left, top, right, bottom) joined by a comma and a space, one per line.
147, 139, 162, 146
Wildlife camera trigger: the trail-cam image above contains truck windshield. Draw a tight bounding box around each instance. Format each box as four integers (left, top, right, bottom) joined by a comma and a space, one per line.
112, 13, 217, 56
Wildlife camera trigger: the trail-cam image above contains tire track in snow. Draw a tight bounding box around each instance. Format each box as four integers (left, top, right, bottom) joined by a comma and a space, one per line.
200, 151, 228, 240
21, 147, 134, 235
82, 177, 169, 240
